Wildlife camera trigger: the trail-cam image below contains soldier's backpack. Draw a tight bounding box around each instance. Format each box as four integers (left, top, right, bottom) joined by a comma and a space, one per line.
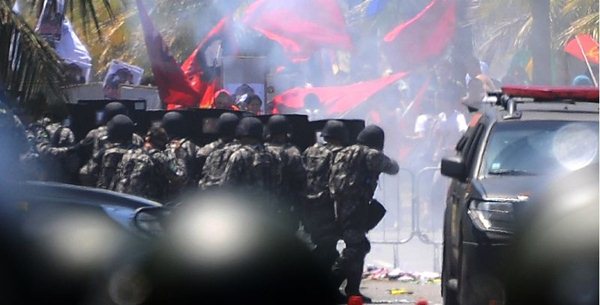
328, 145, 373, 199
96, 144, 131, 189
112, 148, 159, 199
199, 143, 240, 189
303, 144, 341, 201
251, 145, 283, 191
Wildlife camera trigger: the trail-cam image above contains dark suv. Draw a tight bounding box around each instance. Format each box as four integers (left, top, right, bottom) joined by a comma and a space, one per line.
439, 86, 599, 305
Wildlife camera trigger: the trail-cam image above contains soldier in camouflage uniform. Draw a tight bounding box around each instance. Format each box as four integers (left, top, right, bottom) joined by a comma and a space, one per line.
265, 115, 305, 231
79, 114, 138, 189
79, 102, 144, 161
196, 112, 239, 175
112, 123, 186, 201
162, 111, 200, 193
222, 117, 282, 203
35, 106, 79, 183
329, 125, 399, 301
302, 120, 349, 277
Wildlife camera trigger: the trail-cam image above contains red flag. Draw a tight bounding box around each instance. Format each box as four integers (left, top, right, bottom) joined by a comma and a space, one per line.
564, 34, 599, 64
383, 0, 456, 70
272, 72, 407, 114
243, 0, 352, 62
181, 18, 235, 108
136, 0, 198, 107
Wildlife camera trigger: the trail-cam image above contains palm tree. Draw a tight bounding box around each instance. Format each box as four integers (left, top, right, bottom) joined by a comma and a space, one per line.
471, 0, 598, 84
0, 0, 118, 107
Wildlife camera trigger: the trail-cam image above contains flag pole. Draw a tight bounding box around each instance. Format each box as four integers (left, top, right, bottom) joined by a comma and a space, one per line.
575, 36, 598, 87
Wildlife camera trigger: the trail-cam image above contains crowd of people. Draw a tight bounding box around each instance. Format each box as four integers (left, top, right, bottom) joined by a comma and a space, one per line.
0, 97, 399, 303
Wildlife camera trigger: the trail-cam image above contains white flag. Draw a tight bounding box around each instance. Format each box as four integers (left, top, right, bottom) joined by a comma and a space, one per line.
12, 0, 20, 13
55, 18, 92, 83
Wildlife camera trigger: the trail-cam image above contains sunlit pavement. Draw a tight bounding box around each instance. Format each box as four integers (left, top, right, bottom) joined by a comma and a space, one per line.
359, 280, 441, 305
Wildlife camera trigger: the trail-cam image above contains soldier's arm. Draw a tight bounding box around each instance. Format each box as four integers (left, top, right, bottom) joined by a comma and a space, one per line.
289, 151, 306, 193
159, 150, 188, 189
79, 150, 102, 186
63, 128, 75, 146
367, 150, 399, 175
222, 152, 243, 185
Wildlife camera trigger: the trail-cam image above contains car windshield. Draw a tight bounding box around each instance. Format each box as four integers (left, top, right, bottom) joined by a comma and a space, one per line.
481, 120, 599, 177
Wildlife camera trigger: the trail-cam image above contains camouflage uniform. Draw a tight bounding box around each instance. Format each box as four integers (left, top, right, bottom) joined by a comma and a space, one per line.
112, 147, 186, 201
198, 140, 240, 190
79, 141, 137, 189
81, 125, 144, 159
328, 144, 398, 296
302, 142, 344, 270
41, 118, 75, 147
36, 118, 79, 182
196, 138, 227, 173
266, 142, 305, 230
163, 138, 201, 193
222, 143, 283, 203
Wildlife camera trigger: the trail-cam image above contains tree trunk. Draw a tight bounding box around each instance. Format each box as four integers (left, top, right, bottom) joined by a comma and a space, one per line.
530, 0, 552, 85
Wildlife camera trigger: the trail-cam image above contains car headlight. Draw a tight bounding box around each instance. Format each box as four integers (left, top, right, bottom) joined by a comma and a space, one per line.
468, 200, 516, 234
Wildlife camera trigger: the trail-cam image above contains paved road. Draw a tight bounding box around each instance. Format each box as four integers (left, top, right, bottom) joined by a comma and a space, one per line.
360, 280, 441, 305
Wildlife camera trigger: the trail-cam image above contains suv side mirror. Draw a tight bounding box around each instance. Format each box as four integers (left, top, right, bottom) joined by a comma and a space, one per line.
441, 156, 467, 182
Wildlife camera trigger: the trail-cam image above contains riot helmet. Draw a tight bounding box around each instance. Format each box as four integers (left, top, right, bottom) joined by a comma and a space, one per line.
217, 112, 240, 138
235, 117, 263, 140
357, 125, 385, 151
107, 114, 134, 143
321, 120, 349, 144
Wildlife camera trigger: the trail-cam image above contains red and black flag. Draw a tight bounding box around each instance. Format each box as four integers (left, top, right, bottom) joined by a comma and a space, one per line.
136, 0, 199, 108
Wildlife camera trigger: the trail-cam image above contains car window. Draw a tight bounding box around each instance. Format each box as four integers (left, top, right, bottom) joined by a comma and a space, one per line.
464, 124, 486, 174
480, 121, 599, 177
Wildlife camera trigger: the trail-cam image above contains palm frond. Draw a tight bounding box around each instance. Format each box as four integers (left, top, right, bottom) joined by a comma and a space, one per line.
0, 1, 66, 108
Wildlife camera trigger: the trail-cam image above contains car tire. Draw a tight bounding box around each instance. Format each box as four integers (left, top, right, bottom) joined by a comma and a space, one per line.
442, 206, 459, 305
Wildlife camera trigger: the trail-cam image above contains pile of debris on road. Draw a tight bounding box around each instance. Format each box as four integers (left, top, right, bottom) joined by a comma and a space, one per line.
363, 265, 441, 284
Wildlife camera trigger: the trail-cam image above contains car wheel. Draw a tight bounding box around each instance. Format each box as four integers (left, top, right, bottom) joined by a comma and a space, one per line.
442, 206, 459, 305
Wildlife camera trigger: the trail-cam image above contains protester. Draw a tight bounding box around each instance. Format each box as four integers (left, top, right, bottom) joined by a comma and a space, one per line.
244, 94, 263, 115
213, 89, 239, 110
572, 74, 594, 87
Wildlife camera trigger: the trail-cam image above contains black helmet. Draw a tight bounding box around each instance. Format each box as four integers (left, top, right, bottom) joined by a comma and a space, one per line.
321, 120, 348, 143
217, 112, 240, 138
162, 111, 185, 139
266, 115, 290, 138
104, 102, 127, 123
235, 117, 263, 140
107, 114, 134, 142
357, 125, 384, 150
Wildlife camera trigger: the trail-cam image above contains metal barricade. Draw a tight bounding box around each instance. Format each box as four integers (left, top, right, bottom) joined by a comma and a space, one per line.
367, 166, 445, 272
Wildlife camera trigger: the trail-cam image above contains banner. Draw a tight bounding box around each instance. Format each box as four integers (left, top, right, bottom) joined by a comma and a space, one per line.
383, 0, 456, 70
55, 18, 92, 84
35, 0, 65, 42
181, 18, 232, 108
564, 34, 599, 64
136, 0, 200, 107
103, 60, 144, 99
272, 72, 407, 115
243, 0, 352, 62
